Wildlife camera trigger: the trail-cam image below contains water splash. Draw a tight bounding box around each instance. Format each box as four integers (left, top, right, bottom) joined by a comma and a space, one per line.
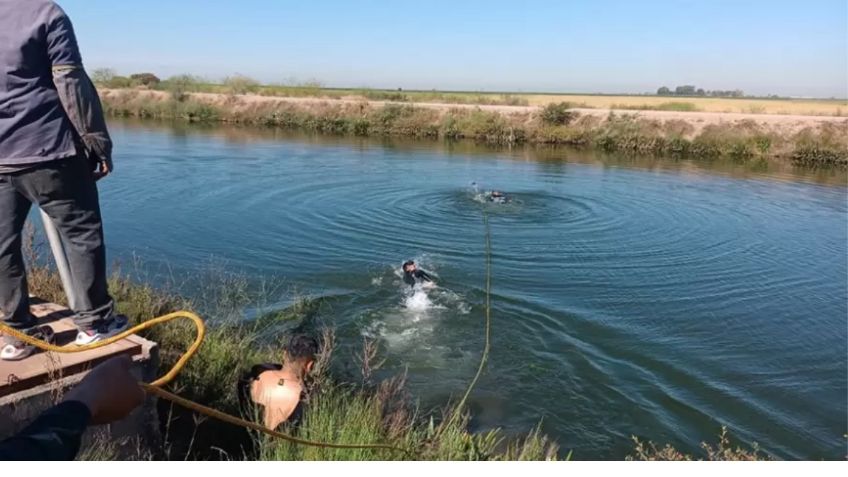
404, 288, 436, 311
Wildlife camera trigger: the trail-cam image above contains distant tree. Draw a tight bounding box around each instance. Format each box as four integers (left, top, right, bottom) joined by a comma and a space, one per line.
696, 88, 706, 96
657, 86, 671, 96
90, 68, 116, 84
164, 74, 200, 101
223, 74, 260, 95
129, 73, 161, 87
89, 68, 138, 89
674, 85, 697, 96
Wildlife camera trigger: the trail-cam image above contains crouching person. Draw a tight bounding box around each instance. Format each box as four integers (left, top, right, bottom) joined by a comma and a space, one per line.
238, 334, 319, 430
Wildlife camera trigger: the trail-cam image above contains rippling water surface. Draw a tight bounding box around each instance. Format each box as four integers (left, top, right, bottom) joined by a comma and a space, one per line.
97, 121, 846, 459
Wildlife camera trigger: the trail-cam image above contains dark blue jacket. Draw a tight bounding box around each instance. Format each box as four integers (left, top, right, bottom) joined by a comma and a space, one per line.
0, 0, 111, 165
0, 401, 91, 460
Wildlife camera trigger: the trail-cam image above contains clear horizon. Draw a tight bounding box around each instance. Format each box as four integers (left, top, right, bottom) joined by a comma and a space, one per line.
60, 0, 848, 98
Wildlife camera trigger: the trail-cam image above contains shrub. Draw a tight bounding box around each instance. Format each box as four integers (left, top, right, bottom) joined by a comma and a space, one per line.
454, 109, 510, 142
540, 102, 577, 126
791, 145, 848, 166
163, 74, 200, 102
223, 74, 260, 95
106, 76, 132, 89
129, 73, 161, 87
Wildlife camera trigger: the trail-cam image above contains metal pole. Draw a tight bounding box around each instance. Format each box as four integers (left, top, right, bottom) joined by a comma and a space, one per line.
38, 209, 79, 311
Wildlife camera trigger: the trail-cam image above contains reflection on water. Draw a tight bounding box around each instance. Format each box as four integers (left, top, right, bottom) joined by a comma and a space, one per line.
117, 117, 848, 187
100, 118, 847, 460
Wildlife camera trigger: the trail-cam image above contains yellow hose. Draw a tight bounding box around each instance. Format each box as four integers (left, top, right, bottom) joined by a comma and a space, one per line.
0, 311, 410, 457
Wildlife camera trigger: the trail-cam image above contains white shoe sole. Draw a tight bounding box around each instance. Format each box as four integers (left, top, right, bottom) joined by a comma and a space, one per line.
1, 343, 35, 361
75, 318, 130, 346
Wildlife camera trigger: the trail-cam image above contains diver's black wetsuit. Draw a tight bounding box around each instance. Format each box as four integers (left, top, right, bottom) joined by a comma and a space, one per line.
403, 269, 434, 288
487, 193, 510, 204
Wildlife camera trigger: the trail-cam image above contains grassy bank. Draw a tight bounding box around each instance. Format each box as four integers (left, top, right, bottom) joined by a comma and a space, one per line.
22, 232, 770, 460
100, 89, 848, 166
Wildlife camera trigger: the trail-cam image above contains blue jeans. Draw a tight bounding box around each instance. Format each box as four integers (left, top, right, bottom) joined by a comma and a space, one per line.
0, 155, 114, 343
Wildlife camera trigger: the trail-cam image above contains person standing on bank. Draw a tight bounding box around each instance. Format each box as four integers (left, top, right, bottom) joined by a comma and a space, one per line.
0, 0, 127, 360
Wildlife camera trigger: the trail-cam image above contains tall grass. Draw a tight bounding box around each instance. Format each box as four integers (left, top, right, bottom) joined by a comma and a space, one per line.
628, 427, 769, 461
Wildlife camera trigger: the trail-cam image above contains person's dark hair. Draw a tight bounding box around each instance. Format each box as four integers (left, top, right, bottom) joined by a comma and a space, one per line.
403, 260, 415, 270
286, 334, 319, 361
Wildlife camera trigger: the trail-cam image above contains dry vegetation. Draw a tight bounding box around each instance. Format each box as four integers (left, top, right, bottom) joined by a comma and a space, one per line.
91, 69, 846, 116
99, 88, 848, 166
628, 427, 769, 461
523, 94, 846, 116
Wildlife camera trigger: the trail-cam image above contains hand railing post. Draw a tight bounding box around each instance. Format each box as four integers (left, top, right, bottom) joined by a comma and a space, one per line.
38, 209, 79, 311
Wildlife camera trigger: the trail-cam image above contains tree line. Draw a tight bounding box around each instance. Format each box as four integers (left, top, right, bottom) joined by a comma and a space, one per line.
657, 85, 745, 98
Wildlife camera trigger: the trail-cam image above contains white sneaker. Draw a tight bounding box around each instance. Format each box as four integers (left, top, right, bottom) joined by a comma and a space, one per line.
1, 326, 55, 361
75, 316, 129, 346
0, 341, 34, 361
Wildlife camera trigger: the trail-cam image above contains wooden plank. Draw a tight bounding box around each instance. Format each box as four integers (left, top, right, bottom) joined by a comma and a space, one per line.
0, 301, 148, 398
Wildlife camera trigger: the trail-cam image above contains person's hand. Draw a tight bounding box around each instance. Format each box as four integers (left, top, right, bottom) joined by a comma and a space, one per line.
63, 356, 145, 425
92, 157, 112, 181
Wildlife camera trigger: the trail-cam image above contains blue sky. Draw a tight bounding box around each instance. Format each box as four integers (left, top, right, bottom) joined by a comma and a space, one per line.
60, 0, 847, 97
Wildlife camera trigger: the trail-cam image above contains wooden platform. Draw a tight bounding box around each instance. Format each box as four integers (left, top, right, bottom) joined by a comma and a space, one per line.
0, 300, 154, 399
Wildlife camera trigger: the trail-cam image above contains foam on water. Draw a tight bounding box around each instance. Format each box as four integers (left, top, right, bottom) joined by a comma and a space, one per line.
404, 288, 436, 311
356, 261, 471, 355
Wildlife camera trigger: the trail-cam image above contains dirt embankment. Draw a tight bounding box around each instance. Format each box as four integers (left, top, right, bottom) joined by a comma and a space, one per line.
101, 88, 847, 139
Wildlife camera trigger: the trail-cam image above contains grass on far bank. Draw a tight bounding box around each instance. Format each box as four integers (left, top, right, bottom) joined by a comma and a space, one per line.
101, 89, 848, 166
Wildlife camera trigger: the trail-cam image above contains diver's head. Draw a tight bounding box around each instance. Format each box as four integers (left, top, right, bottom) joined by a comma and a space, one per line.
403, 260, 416, 273
284, 334, 319, 377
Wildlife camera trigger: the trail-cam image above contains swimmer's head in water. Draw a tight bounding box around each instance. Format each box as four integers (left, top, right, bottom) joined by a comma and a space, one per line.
285, 334, 319, 375
491, 191, 504, 197
403, 260, 416, 273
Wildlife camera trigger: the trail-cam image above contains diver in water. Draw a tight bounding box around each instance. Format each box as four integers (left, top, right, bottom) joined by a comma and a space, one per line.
238, 334, 318, 430
472, 183, 511, 204
403, 260, 435, 288
487, 190, 511, 204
